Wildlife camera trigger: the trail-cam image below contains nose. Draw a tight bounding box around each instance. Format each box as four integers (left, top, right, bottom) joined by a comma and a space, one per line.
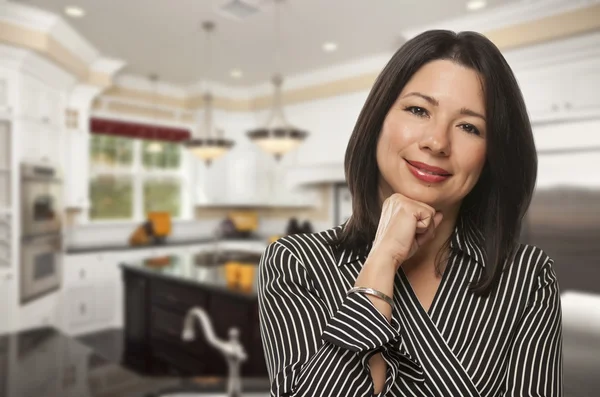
418, 121, 450, 156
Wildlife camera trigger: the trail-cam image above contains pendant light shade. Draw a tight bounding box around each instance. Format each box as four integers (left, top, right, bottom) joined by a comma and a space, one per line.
247, 74, 307, 160
185, 92, 234, 166
247, 0, 308, 160
185, 21, 234, 166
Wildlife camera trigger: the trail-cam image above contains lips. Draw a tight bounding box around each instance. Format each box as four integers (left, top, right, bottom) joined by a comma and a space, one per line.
405, 160, 451, 176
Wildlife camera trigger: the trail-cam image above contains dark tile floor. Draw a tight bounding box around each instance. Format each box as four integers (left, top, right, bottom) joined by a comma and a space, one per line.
79, 327, 599, 396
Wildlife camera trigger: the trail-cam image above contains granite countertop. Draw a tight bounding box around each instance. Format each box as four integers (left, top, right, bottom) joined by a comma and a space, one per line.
0, 327, 270, 397
120, 253, 260, 299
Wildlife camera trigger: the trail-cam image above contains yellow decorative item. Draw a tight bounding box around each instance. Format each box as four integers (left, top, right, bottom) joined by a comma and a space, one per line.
148, 211, 172, 237
238, 264, 256, 292
225, 261, 241, 289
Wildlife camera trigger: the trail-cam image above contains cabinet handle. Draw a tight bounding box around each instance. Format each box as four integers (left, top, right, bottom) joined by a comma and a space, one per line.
80, 303, 86, 315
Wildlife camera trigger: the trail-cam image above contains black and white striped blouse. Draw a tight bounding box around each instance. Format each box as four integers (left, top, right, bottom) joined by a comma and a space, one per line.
257, 222, 563, 396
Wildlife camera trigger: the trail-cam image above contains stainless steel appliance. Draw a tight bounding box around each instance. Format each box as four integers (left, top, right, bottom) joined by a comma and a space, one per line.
20, 233, 62, 303
20, 163, 63, 304
20, 164, 62, 236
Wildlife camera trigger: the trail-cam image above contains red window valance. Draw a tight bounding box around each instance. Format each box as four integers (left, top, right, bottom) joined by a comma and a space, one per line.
90, 117, 191, 142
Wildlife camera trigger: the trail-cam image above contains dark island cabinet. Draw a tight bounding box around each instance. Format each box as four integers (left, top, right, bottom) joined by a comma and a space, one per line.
121, 268, 267, 377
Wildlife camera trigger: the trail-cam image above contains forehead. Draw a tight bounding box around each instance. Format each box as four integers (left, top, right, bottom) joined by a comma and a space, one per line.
401, 60, 485, 109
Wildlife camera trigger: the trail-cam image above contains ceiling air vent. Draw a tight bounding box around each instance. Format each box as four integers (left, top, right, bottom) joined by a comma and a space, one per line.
216, 0, 262, 21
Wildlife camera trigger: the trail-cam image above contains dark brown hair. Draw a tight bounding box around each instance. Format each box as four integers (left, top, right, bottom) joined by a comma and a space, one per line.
337, 30, 537, 296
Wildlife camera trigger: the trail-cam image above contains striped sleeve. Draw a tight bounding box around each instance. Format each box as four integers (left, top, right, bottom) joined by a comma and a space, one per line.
504, 257, 563, 396
258, 241, 404, 397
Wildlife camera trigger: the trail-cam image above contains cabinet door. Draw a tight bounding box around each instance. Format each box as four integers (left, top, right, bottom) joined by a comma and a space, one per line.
0, 270, 14, 334
66, 285, 95, 327
517, 68, 565, 123
93, 280, 117, 323
65, 131, 89, 208
19, 76, 41, 121
569, 59, 600, 114
0, 69, 17, 114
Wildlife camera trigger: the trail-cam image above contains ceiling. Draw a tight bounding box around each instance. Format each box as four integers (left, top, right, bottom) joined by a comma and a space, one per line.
11, 0, 521, 86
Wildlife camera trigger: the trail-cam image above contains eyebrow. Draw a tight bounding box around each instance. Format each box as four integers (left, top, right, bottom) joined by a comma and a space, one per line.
401, 91, 486, 122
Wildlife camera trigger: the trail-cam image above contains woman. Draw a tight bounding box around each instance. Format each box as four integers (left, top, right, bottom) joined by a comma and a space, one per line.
258, 30, 562, 397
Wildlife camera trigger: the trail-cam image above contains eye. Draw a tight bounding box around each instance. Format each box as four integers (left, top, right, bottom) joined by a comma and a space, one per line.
459, 123, 481, 136
404, 106, 429, 118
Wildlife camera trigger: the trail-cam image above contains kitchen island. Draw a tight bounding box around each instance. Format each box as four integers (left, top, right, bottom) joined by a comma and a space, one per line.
120, 252, 268, 379
0, 326, 270, 397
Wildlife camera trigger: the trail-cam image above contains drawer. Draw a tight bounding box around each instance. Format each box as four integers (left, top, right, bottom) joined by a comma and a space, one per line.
151, 279, 208, 312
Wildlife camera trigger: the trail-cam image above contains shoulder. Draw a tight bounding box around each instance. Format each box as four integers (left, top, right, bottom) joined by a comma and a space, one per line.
261, 225, 342, 270
509, 243, 557, 285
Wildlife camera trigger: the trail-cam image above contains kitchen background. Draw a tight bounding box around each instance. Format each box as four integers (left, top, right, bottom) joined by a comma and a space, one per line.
0, 0, 599, 396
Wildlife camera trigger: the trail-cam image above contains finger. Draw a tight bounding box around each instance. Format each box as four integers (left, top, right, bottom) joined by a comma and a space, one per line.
415, 210, 435, 233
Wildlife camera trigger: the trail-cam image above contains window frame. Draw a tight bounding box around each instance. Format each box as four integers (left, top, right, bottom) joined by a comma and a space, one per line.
88, 135, 193, 224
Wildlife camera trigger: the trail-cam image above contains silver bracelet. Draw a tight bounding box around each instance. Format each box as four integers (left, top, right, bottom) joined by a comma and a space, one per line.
347, 287, 394, 308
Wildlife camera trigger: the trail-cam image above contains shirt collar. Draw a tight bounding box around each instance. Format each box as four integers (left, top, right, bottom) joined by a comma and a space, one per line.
331, 217, 486, 268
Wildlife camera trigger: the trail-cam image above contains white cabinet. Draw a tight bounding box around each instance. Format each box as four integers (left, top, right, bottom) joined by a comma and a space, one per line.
0, 69, 17, 116
18, 75, 64, 126
518, 58, 600, 124
67, 285, 95, 326
16, 119, 61, 165
61, 251, 134, 335
0, 270, 15, 334
65, 130, 90, 208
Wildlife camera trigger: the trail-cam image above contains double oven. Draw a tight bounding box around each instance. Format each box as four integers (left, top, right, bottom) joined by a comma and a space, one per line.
20, 163, 63, 304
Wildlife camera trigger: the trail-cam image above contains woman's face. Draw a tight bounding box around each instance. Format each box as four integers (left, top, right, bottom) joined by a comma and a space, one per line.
376, 59, 487, 212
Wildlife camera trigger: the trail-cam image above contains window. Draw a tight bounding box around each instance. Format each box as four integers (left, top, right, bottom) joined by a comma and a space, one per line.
89, 134, 188, 221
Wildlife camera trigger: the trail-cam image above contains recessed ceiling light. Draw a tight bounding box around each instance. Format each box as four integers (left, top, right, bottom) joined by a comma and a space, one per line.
230, 69, 243, 79
322, 42, 338, 53
466, 0, 486, 11
64, 6, 85, 18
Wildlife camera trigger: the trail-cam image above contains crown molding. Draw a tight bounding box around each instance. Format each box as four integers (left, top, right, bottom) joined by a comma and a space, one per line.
0, 2, 57, 31
401, 0, 599, 39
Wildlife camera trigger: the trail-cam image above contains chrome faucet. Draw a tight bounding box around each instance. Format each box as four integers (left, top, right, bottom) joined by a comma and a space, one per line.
182, 307, 247, 397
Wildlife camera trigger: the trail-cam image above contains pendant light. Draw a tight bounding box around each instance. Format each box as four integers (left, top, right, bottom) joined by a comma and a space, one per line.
185, 21, 234, 166
247, 0, 308, 161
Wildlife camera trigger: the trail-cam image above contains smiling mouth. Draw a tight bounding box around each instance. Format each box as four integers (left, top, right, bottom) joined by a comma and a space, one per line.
405, 160, 452, 176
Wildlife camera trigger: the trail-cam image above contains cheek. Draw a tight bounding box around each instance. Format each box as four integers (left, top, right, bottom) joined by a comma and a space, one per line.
380, 116, 418, 150
463, 146, 487, 179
